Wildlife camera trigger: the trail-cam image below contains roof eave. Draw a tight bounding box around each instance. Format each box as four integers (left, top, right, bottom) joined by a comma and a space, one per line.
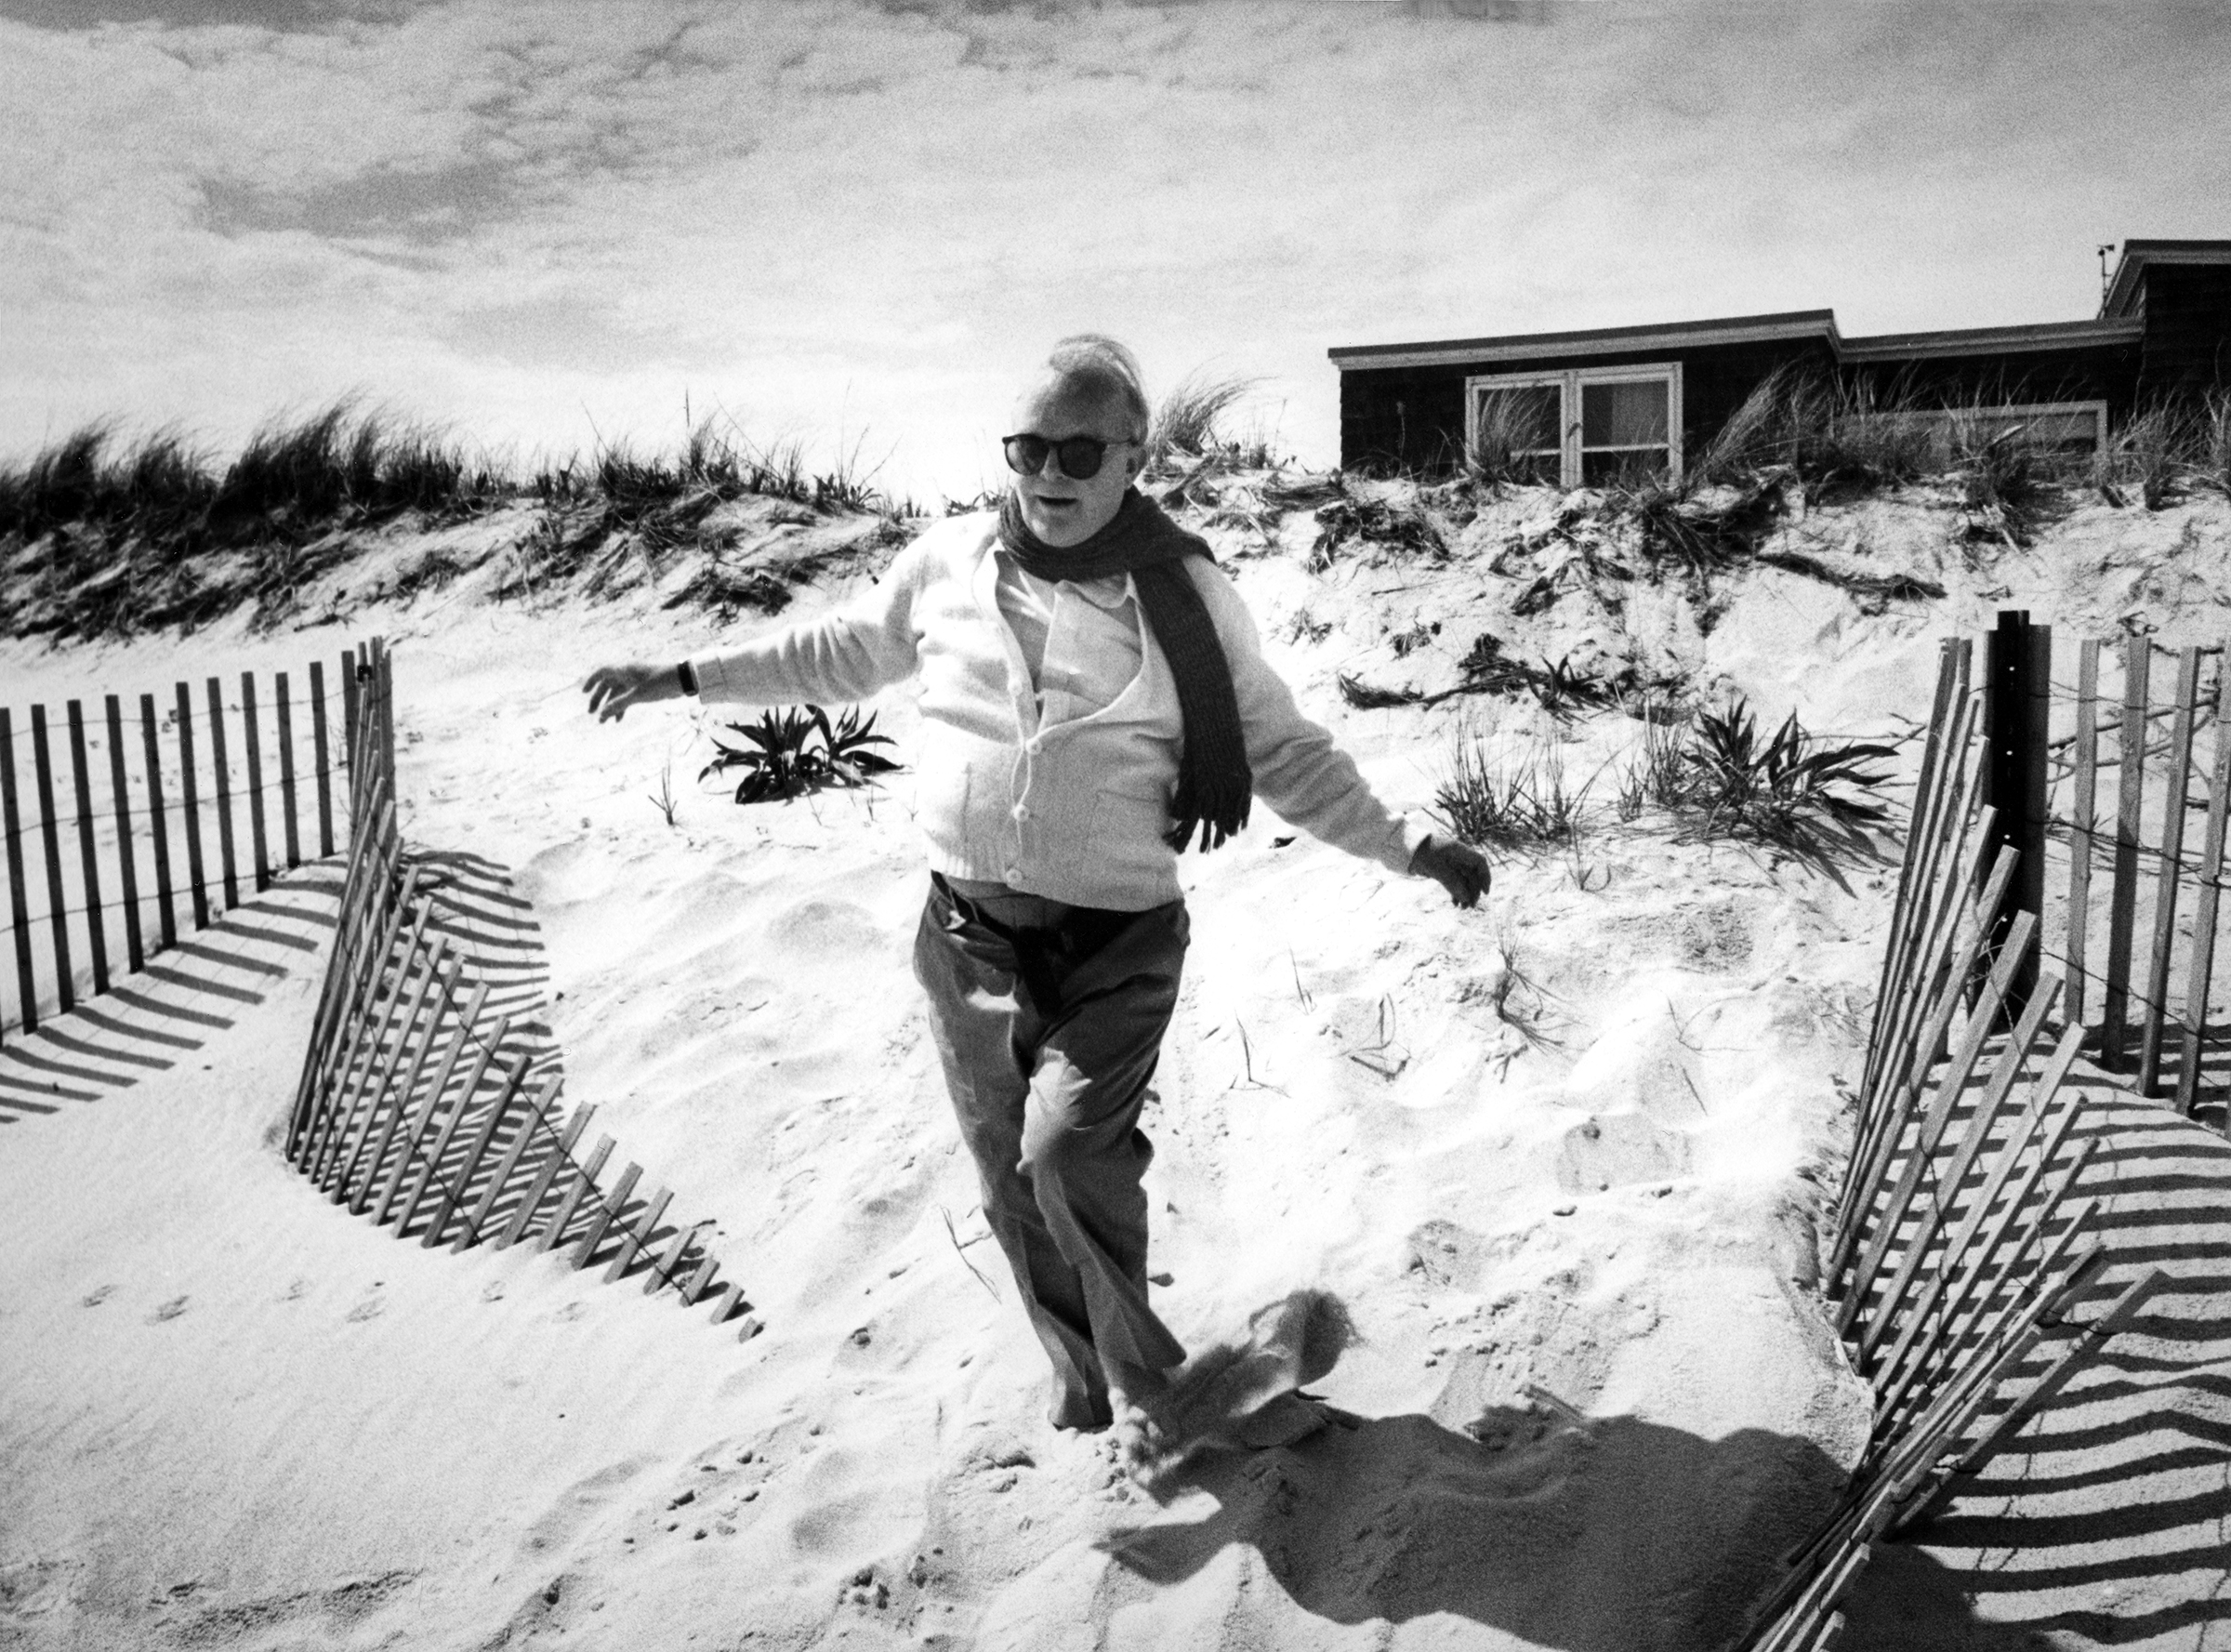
1327, 311, 1841, 371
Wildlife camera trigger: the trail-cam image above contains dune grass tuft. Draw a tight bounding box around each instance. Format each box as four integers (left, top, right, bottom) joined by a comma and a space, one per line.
1, 402, 918, 639
1148, 368, 1261, 470
1432, 725, 1594, 853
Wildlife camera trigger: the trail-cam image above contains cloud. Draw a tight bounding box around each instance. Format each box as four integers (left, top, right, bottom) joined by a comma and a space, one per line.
1, 0, 2226, 497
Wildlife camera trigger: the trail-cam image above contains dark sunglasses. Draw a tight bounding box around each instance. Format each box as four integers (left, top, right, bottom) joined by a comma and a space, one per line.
1001, 431, 1137, 481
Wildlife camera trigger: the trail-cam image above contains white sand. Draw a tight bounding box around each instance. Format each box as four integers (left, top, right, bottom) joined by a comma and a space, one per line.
9, 482, 2225, 1649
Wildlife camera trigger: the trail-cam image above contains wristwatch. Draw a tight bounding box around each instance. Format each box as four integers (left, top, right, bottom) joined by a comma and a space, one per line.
676, 659, 699, 695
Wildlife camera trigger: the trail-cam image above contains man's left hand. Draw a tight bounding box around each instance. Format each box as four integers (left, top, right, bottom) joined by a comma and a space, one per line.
1410, 835, 1491, 908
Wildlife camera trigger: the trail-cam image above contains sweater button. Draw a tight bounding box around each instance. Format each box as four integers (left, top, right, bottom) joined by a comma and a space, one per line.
1012, 804, 1030, 823
1026, 735, 1044, 754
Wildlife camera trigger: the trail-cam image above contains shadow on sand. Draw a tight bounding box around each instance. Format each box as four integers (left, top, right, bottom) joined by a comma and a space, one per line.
1838, 1070, 2231, 1648
0, 867, 339, 1120
1088, 1291, 2011, 1652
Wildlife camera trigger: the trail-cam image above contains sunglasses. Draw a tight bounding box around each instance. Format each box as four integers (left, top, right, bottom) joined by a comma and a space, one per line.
1001, 431, 1138, 482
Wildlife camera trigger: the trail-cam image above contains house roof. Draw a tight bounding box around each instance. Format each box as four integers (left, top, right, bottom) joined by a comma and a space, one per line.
1329, 308, 2148, 372
1841, 318, 2143, 360
2101, 239, 2231, 319
1326, 311, 1838, 371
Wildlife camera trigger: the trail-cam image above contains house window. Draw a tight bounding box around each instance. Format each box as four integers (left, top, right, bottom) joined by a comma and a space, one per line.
1466, 364, 1683, 487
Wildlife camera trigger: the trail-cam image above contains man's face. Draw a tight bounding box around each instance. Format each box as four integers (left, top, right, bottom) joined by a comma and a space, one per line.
1008, 372, 1143, 548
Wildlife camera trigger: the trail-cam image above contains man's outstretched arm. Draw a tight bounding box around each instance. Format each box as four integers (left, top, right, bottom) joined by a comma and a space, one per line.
1188, 560, 1490, 907
584, 535, 937, 721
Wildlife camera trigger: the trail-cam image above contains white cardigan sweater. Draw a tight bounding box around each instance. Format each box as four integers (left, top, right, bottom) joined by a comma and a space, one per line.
690, 511, 1427, 911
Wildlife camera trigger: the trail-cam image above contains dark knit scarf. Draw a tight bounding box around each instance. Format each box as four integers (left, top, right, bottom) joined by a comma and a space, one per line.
997, 487, 1252, 852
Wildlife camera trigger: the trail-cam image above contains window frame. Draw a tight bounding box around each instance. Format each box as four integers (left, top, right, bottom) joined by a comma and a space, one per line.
1460, 369, 1566, 483
1465, 363, 1684, 487
1910, 399, 2110, 456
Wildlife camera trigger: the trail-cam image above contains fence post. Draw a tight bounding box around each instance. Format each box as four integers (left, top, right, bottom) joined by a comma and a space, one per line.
139, 694, 177, 952
243, 671, 270, 893
340, 650, 362, 822
175, 683, 210, 932
2100, 633, 2151, 1065
310, 660, 335, 859
65, 703, 109, 997
2065, 640, 2102, 1024
1982, 611, 2050, 1017
205, 678, 239, 911
104, 696, 143, 974
2138, 647, 2202, 1095
0, 711, 37, 1035
30, 707, 74, 1015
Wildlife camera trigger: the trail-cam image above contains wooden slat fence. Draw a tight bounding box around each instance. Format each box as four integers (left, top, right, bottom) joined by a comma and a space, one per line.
0, 649, 363, 1039
283, 641, 754, 1329
1734, 632, 2167, 1652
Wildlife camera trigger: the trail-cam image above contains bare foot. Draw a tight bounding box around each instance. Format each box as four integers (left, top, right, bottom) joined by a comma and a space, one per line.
1110, 1393, 1182, 1488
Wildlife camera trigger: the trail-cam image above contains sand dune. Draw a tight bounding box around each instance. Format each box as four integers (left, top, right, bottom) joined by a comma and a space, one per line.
7, 480, 2228, 1648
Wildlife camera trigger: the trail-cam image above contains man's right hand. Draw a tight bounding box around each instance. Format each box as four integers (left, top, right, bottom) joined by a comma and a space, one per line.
583, 663, 686, 723
1410, 834, 1491, 908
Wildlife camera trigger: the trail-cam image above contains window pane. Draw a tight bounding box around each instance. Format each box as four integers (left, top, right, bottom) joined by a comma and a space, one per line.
1582, 379, 1669, 447
1581, 447, 1669, 488
1476, 385, 1563, 455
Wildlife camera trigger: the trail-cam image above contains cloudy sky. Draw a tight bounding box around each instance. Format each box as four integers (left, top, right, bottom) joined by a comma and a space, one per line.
3, 0, 2226, 500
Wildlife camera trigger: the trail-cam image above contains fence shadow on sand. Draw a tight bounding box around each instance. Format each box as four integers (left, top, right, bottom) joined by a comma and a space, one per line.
0, 865, 339, 1121
1840, 1074, 2231, 1647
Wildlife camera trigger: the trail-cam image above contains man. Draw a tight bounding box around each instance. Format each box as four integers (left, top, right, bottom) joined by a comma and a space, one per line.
585, 336, 1489, 1455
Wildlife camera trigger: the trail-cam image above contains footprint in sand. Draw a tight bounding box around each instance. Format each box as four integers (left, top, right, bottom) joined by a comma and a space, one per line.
346, 1296, 386, 1323
80, 1285, 115, 1308
482, 1282, 507, 1303
280, 1278, 310, 1303
149, 1297, 189, 1323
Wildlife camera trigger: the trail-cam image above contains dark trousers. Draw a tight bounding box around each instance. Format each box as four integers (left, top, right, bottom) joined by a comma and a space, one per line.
912, 874, 1190, 1429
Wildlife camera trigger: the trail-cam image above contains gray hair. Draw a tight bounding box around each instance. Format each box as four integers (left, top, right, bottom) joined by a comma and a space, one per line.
1046, 334, 1151, 442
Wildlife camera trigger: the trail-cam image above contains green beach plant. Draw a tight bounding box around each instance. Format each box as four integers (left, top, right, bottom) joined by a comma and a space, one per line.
701, 705, 902, 804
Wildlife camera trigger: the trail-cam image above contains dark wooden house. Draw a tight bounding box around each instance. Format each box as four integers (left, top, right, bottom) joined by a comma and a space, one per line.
1328, 239, 2231, 481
